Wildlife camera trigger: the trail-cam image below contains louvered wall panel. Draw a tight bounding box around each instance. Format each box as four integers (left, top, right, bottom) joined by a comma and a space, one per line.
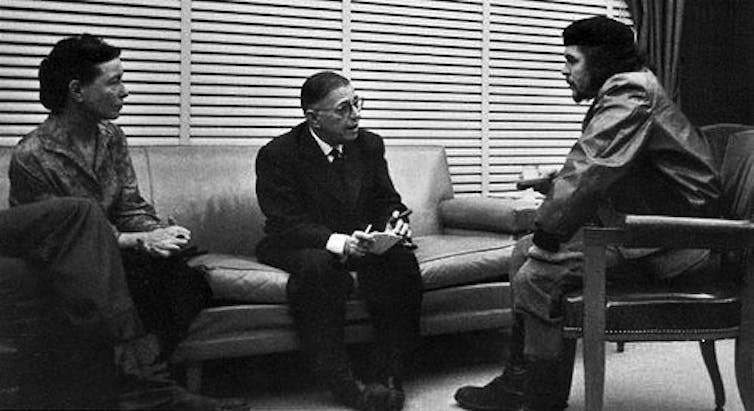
488, 0, 615, 195
1, 1, 632, 196
190, 0, 343, 142
0, 0, 182, 143
608, 0, 633, 25
351, 0, 484, 194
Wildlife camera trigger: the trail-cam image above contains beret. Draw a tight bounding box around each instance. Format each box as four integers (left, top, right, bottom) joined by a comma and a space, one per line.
563, 16, 635, 48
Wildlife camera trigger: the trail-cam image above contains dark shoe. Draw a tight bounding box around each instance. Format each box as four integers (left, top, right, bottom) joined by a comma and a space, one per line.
385, 376, 405, 411
335, 380, 393, 411
520, 356, 565, 411
117, 374, 247, 411
552, 340, 576, 410
165, 385, 248, 411
453, 364, 526, 411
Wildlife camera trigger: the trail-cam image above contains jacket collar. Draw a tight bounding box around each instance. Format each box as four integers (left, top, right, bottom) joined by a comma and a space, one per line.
37, 115, 111, 182
297, 123, 363, 204
309, 126, 343, 157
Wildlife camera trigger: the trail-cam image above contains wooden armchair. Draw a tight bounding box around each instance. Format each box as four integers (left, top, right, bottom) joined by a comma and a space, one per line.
561, 124, 754, 411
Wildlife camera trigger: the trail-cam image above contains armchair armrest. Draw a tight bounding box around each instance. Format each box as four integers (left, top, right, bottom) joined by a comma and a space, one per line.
584, 215, 754, 249
580, 215, 754, 410
438, 196, 538, 234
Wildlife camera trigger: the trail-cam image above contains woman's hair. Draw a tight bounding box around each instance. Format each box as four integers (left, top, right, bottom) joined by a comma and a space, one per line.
300, 71, 350, 112
39, 33, 121, 113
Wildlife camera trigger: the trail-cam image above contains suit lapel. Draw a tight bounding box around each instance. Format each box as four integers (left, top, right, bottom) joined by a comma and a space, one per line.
298, 127, 350, 204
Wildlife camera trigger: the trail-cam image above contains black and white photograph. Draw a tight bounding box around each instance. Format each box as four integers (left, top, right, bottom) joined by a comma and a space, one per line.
1, 1, 753, 410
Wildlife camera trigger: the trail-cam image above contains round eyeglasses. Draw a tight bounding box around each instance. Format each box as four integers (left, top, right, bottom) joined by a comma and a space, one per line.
316, 96, 364, 118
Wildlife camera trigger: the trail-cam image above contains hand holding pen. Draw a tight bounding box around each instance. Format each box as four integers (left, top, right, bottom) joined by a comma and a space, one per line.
386, 209, 411, 232
387, 209, 418, 249
348, 223, 375, 258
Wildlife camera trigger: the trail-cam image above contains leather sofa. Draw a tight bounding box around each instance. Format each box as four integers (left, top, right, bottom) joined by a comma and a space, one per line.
0, 144, 537, 393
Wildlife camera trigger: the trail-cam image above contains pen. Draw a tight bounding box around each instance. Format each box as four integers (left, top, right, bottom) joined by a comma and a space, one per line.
388, 209, 418, 250
388, 209, 412, 225
364, 224, 373, 234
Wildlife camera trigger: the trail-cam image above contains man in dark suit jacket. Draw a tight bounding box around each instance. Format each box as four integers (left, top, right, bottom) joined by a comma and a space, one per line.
255, 71, 423, 411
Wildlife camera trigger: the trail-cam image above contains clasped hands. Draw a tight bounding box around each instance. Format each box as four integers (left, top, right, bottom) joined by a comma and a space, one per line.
138, 225, 191, 258
343, 210, 412, 258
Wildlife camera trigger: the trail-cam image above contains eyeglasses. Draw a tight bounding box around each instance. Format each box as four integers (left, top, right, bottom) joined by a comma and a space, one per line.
315, 96, 364, 118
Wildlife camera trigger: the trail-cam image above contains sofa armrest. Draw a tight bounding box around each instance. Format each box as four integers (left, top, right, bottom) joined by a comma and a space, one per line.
439, 197, 539, 234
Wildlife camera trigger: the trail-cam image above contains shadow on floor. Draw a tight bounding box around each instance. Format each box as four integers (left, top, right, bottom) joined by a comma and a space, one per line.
194, 328, 511, 402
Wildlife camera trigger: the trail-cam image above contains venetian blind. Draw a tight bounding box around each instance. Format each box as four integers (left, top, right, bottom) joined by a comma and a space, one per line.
0, 0, 632, 195
487, 0, 620, 195
350, 0, 484, 194
0, 0, 182, 144
190, 0, 343, 144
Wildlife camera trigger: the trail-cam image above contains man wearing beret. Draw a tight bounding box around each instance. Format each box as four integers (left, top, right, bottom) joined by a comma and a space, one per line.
454, 16, 721, 411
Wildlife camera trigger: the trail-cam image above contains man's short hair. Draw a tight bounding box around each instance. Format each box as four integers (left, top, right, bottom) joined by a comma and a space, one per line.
39, 34, 121, 113
563, 16, 644, 92
300, 71, 350, 112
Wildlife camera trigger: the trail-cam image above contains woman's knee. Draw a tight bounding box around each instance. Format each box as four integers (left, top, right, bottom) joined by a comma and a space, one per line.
51, 197, 97, 213
49, 197, 107, 223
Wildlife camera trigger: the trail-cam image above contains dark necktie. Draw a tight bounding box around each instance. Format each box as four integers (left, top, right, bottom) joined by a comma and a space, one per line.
329, 148, 345, 182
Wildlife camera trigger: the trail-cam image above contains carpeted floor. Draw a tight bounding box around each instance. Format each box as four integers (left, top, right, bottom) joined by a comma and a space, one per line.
198, 328, 744, 410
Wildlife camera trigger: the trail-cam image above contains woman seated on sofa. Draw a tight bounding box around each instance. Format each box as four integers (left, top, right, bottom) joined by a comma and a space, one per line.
6, 33, 241, 410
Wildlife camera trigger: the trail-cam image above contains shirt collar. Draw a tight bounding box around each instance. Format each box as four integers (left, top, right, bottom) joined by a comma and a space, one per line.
309, 126, 342, 156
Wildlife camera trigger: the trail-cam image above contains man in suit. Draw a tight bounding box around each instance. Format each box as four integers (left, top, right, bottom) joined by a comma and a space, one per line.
255, 71, 423, 411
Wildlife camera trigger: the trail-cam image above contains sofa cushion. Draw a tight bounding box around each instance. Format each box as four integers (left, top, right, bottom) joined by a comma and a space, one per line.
413, 234, 515, 290
384, 146, 454, 236
189, 254, 289, 304
194, 234, 516, 303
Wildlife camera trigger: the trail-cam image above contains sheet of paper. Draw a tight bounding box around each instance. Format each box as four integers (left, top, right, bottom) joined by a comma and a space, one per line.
368, 231, 403, 255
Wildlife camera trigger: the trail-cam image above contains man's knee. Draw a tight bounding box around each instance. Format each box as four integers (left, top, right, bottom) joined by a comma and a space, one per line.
511, 260, 534, 296
286, 249, 352, 301
382, 246, 421, 282
509, 234, 534, 279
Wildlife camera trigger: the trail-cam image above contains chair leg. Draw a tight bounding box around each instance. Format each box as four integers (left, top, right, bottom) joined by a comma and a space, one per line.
735, 336, 754, 410
185, 362, 203, 393
583, 242, 607, 411
700, 340, 725, 411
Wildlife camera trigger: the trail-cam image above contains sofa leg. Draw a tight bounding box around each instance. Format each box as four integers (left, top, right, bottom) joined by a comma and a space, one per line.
185, 362, 203, 393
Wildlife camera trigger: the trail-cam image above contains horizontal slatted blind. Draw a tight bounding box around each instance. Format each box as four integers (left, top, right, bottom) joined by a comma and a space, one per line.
190, 0, 343, 144
0, 0, 182, 144
608, 0, 633, 25
0, 0, 632, 195
487, 0, 613, 195
351, 0, 484, 194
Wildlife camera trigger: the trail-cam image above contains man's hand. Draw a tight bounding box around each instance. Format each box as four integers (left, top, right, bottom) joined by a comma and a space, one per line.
344, 229, 375, 258
517, 169, 558, 195
140, 225, 191, 258
386, 210, 412, 239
